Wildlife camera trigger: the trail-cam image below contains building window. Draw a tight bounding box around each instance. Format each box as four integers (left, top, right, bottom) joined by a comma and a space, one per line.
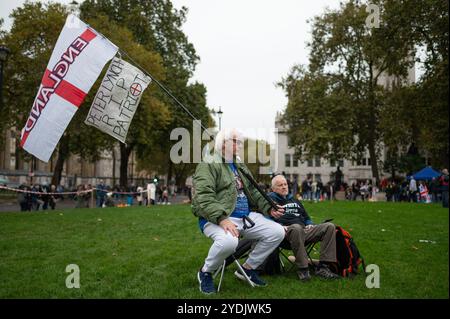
338, 160, 344, 167
307, 158, 313, 167
314, 174, 321, 182
293, 154, 299, 167
10, 156, 16, 170
287, 135, 293, 147
356, 158, 372, 166
330, 159, 336, 167
315, 156, 321, 167
285, 154, 291, 167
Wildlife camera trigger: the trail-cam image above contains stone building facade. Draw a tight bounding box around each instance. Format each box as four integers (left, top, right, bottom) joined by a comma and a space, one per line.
0, 128, 148, 188
273, 65, 416, 186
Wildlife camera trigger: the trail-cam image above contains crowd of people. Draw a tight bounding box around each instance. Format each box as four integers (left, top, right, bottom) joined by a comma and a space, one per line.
264, 169, 449, 207
92, 180, 182, 208
16, 184, 62, 211
380, 169, 449, 207
265, 174, 372, 202
10, 168, 449, 212
12, 180, 188, 211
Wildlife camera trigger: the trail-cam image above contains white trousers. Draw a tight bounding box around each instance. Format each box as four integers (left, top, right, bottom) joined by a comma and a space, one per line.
202, 212, 285, 273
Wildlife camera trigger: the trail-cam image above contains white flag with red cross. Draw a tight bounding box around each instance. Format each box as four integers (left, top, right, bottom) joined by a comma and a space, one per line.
20, 14, 118, 162
84, 56, 151, 143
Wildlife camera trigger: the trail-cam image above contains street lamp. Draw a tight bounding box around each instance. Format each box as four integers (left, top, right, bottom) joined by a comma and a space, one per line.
0, 45, 11, 110
217, 106, 223, 131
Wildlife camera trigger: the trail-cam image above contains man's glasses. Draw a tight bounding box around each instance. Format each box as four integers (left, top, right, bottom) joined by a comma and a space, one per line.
228, 139, 243, 146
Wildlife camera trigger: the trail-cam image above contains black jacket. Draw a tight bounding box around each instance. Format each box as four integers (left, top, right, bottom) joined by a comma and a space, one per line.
268, 192, 313, 227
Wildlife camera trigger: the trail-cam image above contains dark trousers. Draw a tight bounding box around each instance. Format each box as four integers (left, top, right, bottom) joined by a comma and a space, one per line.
443, 191, 449, 208
285, 222, 337, 269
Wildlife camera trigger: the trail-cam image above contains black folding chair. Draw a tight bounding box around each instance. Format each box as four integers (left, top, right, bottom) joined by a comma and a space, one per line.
278, 239, 317, 272
213, 238, 256, 291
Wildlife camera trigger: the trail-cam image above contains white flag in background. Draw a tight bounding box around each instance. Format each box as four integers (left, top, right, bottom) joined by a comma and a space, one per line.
84, 56, 151, 143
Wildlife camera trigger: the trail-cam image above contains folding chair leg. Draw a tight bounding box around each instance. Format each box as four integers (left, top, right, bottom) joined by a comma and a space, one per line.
307, 243, 317, 269
213, 263, 222, 279
234, 260, 255, 288
216, 260, 226, 292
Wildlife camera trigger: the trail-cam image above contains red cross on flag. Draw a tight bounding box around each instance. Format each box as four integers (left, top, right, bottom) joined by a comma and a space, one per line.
20, 14, 118, 162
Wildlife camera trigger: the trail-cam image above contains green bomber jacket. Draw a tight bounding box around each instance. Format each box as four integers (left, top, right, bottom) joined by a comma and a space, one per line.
191, 152, 272, 224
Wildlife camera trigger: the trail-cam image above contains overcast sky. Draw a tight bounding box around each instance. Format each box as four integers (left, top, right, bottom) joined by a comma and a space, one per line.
1, 0, 342, 143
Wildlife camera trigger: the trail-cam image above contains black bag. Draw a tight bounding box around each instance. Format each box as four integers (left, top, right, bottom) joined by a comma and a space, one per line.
224, 239, 282, 275
257, 248, 282, 275
329, 225, 366, 277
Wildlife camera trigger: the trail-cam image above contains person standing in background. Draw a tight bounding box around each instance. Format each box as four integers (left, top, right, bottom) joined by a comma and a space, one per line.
440, 169, 449, 208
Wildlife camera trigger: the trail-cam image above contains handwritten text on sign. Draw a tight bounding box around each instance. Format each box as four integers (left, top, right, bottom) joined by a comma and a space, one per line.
85, 57, 151, 143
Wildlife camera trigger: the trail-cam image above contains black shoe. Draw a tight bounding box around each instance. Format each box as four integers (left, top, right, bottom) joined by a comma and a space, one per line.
234, 268, 267, 287
315, 265, 340, 279
297, 269, 311, 282
197, 269, 217, 294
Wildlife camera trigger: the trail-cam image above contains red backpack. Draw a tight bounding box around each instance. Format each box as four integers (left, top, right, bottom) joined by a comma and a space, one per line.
330, 226, 366, 277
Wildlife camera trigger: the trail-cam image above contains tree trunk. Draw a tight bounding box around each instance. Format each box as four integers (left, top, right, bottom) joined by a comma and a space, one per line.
367, 66, 380, 185
51, 134, 70, 186
167, 158, 173, 187
440, 149, 449, 171
15, 136, 21, 170
368, 138, 380, 184
112, 145, 116, 186
174, 163, 188, 188
119, 143, 133, 187
391, 164, 396, 181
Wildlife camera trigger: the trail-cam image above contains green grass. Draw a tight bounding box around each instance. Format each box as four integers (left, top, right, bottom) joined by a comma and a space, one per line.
0, 201, 448, 299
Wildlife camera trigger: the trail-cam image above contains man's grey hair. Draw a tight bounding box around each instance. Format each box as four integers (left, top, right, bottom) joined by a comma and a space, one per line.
214, 128, 244, 152
271, 174, 286, 188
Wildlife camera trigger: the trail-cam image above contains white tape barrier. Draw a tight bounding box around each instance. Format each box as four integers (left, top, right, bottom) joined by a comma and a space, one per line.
0, 185, 146, 196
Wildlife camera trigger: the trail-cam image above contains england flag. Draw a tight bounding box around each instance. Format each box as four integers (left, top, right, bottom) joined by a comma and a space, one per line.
20, 14, 118, 162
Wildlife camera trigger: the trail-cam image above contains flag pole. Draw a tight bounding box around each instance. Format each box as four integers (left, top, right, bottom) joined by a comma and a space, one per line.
118, 49, 214, 140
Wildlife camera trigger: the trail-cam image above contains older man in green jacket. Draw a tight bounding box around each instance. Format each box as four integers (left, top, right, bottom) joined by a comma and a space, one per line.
192, 129, 285, 294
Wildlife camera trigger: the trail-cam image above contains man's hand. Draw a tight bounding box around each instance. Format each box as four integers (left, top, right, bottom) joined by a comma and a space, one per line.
270, 205, 285, 219
219, 218, 239, 237
304, 224, 315, 231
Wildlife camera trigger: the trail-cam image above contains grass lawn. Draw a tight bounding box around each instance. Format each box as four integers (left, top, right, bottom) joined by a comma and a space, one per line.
0, 201, 448, 299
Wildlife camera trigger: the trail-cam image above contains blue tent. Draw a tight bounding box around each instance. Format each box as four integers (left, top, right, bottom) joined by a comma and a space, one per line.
410, 167, 442, 181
